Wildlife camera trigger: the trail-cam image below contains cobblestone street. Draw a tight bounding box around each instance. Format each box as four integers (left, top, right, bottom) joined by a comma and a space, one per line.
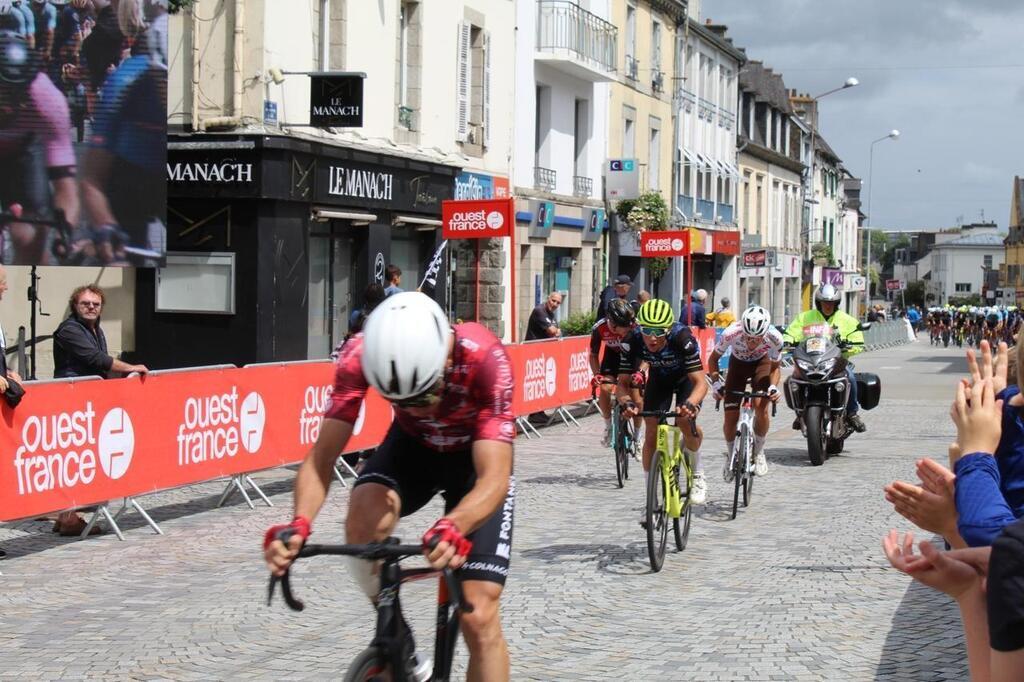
0, 338, 972, 680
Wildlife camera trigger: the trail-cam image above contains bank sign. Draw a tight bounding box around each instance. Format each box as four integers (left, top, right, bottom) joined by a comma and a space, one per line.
310, 73, 365, 127
442, 198, 514, 239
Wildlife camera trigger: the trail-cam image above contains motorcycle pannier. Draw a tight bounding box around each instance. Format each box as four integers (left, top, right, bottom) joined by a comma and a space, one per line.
855, 372, 881, 410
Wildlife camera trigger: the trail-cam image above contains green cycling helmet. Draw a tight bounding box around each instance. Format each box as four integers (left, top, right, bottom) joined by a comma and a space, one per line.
637, 298, 674, 329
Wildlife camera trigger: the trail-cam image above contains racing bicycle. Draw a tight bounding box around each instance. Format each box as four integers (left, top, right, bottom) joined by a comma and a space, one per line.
637, 410, 696, 572
593, 377, 645, 488
268, 535, 471, 681
717, 390, 776, 520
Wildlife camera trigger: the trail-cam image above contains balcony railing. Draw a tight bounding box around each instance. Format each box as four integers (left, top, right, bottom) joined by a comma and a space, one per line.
573, 175, 593, 198
675, 87, 696, 112
677, 194, 695, 216
537, 1, 617, 75
718, 203, 735, 225
651, 68, 664, 93
534, 166, 557, 192
719, 110, 735, 131
696, 199, 715, 220
698, 97, 716, 121
398, 105, 416, 131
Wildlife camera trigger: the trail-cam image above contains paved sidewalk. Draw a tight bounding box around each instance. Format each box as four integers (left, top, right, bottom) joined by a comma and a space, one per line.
0, 339, 969, 680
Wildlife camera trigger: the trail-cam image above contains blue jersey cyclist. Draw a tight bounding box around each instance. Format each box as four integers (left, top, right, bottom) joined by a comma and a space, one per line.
620, 298, 710, 511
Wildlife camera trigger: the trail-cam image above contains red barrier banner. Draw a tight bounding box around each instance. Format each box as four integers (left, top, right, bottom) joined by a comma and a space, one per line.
0, 363, 394, 522
507, 336, 592, 416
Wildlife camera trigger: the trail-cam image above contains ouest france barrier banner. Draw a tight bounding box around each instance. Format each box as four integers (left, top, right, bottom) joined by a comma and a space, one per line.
0, 330, 718, 522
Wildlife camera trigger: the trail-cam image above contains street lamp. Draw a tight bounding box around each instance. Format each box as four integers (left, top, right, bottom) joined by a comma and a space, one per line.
865, 129, 900, 298
805, 78, 859, 264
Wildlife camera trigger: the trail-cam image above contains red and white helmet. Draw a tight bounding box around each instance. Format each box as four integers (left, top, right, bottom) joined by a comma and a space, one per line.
741, 305, 771, 337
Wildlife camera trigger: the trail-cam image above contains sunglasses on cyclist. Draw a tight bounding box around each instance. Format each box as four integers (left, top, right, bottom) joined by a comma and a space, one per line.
640, 326, 669, 338
393, 378, 445, 409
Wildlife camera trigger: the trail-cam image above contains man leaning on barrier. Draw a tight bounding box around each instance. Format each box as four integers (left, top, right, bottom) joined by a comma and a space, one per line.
51, 283, 147, 535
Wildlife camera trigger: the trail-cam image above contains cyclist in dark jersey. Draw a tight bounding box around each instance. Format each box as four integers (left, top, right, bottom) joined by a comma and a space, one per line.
80, 15, 165, 265
589, 297, 642, 447
621, 298, 710, 509
265, 293, 516, 681
0, 29, 78, 264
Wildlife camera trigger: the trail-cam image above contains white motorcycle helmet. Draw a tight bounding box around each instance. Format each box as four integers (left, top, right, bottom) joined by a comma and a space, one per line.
814, 284, 841, 314
741, 305, 771, 337
361, 291, 452, 401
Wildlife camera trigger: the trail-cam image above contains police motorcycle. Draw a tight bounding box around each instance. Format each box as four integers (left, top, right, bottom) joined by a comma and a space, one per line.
783, 324, 881, 466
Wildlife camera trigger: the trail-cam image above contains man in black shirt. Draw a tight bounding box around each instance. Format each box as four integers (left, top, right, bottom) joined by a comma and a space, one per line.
596, 274, 632, 321
526, 292, 562, 341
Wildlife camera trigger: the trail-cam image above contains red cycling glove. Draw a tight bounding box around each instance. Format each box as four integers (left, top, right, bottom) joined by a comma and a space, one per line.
631, 371, 646, 388
422, 518, 473, 559
263, 515, 312, 550
590, 374, 606, 389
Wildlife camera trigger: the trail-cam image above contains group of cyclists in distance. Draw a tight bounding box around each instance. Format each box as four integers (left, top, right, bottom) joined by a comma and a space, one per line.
925, 304, 1022, 348
262, 281, 872, 680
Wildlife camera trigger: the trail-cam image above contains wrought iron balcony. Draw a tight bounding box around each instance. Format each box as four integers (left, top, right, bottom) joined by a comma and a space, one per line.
573, 175, 593, 198
534, 166, 557, 192
536, 1, 617, 82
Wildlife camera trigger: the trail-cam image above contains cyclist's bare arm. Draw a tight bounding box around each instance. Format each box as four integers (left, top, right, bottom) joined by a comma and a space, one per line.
680, 368, 708, 417
446, 440, 513, 535
707, 349, 723, 379
81, 148, 117, 226
770, 360, 781, 387
52, 176, 80, 226
589, 351, 602, 377
293, 418, 354, 521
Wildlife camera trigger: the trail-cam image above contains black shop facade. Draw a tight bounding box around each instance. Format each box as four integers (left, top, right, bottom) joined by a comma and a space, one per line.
136, 133, 457, 369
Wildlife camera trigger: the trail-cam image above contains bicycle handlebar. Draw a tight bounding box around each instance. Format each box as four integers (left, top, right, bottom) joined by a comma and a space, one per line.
714, 390, 778, 417
267, 536, 472, 615
636, 409, 699, 437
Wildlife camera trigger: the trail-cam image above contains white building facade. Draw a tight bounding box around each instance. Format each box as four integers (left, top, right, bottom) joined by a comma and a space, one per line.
512, 0, 614, 333
735, 61, 805, 323
921, 233, 1005, 305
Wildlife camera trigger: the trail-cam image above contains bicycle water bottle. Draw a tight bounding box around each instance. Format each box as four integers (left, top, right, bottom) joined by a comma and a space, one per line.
410, 652, 433, 682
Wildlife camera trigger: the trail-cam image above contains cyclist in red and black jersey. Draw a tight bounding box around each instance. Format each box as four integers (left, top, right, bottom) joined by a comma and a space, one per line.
589, 298, 643, 446
264, 292, 515, 681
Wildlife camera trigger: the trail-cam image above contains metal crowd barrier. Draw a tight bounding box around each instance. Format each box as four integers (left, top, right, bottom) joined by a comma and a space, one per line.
863, 319, 913, 351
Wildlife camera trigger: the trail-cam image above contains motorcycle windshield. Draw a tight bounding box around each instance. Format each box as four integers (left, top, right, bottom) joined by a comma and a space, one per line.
801, 324, 834, 355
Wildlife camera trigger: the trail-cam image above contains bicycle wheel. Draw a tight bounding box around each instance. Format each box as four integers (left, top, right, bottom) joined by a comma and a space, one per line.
613, 426, 626, 489
731, 424, 747, 519
343, 647, 388, 682
646, 450, 669, 572
675, 456, 692, 548
621, 419, 632, 481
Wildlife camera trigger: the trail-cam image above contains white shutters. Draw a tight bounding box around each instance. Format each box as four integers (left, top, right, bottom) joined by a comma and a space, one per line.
483, 30, 491, 148
455, 21, 471, 142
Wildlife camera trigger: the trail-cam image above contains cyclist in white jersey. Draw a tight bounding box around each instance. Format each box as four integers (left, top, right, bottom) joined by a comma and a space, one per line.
707, 306, 783, 479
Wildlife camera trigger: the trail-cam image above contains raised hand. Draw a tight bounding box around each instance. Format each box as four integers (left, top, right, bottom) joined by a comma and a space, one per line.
950, 379, 1002, 456
966, 340, 1008, 395
883, 475, 957, 540
882, 530, 981, 600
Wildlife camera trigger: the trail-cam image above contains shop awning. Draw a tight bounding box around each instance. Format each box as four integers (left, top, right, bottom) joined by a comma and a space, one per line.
392, 215, 442, 228
312, 208, 378, 224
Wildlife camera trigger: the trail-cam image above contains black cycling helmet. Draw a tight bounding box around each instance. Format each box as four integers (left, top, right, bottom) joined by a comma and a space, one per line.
0, 31, 36, 88
606, 298, 635, 327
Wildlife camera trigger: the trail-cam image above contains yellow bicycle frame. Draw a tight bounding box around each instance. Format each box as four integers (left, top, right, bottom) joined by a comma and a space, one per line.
654, 422, 689, 518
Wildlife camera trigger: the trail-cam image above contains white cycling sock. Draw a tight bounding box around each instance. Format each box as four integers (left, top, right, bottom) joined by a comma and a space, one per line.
604, 417, 611, 428
685, 448, 702, 475
754, 434, 767, 456
726, 439, 735, 457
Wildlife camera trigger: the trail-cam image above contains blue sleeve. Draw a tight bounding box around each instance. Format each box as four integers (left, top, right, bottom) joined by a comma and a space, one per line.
44, 4, 57, 31
20, 5, 34, 34
955, 453, 1018, 547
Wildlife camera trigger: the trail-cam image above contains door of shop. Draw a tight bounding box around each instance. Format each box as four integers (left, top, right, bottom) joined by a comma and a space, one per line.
308, 224, 356, 358
544, 247, 573, 321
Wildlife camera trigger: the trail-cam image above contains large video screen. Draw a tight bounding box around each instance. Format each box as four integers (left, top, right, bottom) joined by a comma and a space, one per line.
0, 0, 167, 266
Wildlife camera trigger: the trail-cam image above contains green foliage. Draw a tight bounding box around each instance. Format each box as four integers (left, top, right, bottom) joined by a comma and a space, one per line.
811, 242, 834, 265
868, 229, 889, 264
949, 295, 982, 307
904, 280, 926, 308
169, 0, 198, 14
615, 192, 670, 280
559, 310, 597, 337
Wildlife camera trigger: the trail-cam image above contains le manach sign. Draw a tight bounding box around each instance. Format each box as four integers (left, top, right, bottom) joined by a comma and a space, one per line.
310, 73, 365, 127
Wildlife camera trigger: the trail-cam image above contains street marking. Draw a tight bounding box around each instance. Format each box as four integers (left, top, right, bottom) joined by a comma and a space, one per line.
879, 366, 902, 370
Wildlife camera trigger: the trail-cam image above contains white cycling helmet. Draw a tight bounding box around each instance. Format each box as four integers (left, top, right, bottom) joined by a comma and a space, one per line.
0, 1, 11, 14
361, 291, 452, 401
741, 305, 771, 337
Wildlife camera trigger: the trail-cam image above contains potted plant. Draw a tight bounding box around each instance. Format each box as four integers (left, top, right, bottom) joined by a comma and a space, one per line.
616, 192, 670, 282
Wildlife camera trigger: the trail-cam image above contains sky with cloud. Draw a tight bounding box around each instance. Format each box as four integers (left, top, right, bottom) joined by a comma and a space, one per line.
705, 0, 1023, 230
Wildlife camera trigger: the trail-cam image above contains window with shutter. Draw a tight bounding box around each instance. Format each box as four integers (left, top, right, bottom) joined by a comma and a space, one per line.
483, 31, 491, 148
456, 21, 470, 142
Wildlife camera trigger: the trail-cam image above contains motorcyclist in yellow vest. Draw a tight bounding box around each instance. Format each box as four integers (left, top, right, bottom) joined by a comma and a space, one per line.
782, 284, 867, 433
